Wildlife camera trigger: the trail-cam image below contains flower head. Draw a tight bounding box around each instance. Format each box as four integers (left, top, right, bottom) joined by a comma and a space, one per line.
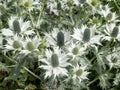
39, 47, 71, 79
102, 23, 120, 41
106, 53, 120, 69
4, 35, 23, 52
98, 4, 119, 23
2, 16, 34, 36
45, 28, 71, 48
72, 25, 101, 48
72, 64, 90, 84
19, 0, 40, 10
21, 36, 41, 54
67, 42, 85, 60
98, 4, 111, 18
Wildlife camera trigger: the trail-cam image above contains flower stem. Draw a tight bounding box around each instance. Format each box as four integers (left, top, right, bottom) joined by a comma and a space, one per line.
23, 66, 42, 80
2, 53, 17, 64
87, 69, 110, 86
36, 3, 45, 28
28, 11, 35, 28
87, 77, 98, 86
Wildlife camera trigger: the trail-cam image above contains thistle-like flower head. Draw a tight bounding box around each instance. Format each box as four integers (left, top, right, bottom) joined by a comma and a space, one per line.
4, 35, 23, 52
21, 36, 41, 54
103, 23, 120, 41
45, 28, 71, 48
39, 47, 71, 79
72, 64, 90, 84
2, 16, 34, 37
72, 24, 101, 48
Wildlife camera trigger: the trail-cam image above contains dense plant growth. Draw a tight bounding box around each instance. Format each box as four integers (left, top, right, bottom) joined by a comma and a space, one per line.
0, 0, 120, 90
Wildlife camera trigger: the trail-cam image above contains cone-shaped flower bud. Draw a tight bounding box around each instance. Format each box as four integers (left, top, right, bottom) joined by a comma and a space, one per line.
106, 13, 112, 20
83, 28, 91, 42
51, 54, 59, 68
111, 26, 119, 38
13, 20, 21, 34
57, 31, 64, 47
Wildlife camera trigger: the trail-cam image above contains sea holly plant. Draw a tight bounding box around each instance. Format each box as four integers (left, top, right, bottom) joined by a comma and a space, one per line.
102, 23, 120, 41
1, 16, 34, 36
39, 47, 71, 81
1, 0, 120, 90
72, 24, 101, 50
44, 27, 71, 48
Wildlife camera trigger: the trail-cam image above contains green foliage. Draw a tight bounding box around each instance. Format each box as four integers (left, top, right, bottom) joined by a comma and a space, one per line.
0, 0, 120, 90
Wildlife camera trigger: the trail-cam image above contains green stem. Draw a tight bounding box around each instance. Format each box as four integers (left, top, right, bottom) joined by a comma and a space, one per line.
2, 53, 42, 81
23, 66, 42, 81
69, 7, 74, 26
3, 53, 17, 64
90, 56, 96, 64
36, 3, 45, 28
28, 11, 35, 28
87, 69, 110, 86
28, 11, 40, 37
87, 77, 98, 86
7, 65, 16, 68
